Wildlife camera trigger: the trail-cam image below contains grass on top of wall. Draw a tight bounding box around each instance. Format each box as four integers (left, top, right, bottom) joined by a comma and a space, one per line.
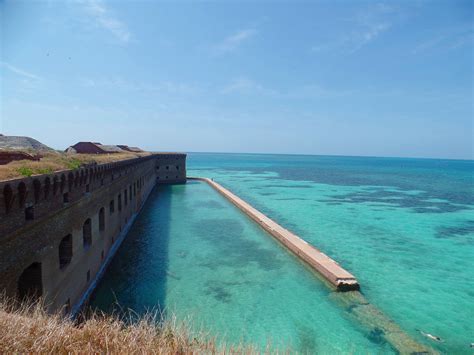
0, 151, 152, 181
0, 297, 275, 354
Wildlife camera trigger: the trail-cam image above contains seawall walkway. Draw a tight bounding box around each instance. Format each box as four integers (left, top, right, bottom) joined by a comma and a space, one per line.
191, 177, 436, 354
189, 177, 359, 291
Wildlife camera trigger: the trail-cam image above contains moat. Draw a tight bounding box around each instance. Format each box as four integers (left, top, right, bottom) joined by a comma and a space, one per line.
91, 181, 385, 353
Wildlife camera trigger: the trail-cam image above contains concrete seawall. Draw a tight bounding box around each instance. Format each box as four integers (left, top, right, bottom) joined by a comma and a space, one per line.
190, 177, 359, 292
192, 177, 436, 354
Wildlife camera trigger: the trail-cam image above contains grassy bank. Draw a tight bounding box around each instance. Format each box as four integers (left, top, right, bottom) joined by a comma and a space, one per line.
0, 298, 265, 354
0, 151, 151, 181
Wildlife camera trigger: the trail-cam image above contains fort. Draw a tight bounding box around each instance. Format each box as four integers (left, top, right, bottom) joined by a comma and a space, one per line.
0, 141, 434, 354
0, 152, 186, 313
0, 144, 360, 315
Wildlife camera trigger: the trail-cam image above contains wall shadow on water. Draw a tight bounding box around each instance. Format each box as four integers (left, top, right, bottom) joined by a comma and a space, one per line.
88, 184, 172, 318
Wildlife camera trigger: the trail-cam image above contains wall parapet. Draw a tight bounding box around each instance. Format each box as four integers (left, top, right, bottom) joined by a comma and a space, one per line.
0, 153, 186, 238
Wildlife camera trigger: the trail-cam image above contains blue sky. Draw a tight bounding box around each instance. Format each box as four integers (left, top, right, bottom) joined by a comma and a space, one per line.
1, 0, 472, 159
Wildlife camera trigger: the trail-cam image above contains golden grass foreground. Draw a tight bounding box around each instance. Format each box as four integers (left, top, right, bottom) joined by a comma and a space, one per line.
0, 296, 282, 354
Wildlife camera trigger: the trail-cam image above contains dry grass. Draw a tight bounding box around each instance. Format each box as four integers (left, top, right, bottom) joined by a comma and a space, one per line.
0, 151, 152, 182
0, 297, 266, 354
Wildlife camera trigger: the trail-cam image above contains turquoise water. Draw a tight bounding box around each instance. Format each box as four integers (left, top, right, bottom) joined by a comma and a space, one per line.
91, 153, 474, 353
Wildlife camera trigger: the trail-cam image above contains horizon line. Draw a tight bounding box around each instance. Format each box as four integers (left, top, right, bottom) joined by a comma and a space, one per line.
179, 150, 474, 162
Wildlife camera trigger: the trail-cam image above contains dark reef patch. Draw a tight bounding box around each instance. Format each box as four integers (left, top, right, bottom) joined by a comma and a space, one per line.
193, 218, 283, 272
319, 188, 471, 214
204, 284, 232, 303
259, 191, 277, 196
436, 221, 474, 244
275, 197, 307, 201
367, 327, 386, 345
264, 184, 314, 189
295, 323, 318, 354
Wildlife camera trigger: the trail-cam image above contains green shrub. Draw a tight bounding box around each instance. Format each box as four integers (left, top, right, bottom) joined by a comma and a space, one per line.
65, 158, 82, 170
17, 167, 34, 177
36, 168, 54, 175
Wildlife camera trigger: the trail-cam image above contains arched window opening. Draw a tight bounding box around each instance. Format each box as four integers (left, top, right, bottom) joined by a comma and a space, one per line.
33, 179, 41, 203
124, 190, 128, 206
74, 172, 79, 188
109, 200, 115, 215
99, 207, 105, 231
68, 172, 74, 192
118, 194, 122, 212
25, 206, 34, 220
3, 184, 13, 214
18, 262, 42, 302
44, 178, 51, 199
53, 176, 59, 195
59, 234, 73, 269
60, 174, 66, 193
83, 218, 92, 249
18, 182, 27, 208
129, 186, 132, 201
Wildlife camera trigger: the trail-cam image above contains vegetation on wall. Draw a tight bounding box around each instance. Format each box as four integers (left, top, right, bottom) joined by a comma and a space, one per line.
1, 151, 151, 181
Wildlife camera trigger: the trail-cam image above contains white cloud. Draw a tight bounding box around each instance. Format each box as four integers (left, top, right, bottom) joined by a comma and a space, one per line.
413, 26, 474, 53
221, 77, 275, 95
214, 28, 257, 54
0, 62, 41, 80
77, 0, 131, 43
311, 3, 394, 54
78, 76, 201, 96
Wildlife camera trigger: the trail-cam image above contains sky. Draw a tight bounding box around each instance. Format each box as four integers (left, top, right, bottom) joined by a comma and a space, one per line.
0, 0, 473, 159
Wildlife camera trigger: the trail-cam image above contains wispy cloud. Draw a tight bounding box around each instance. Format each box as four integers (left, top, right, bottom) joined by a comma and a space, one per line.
413, 26, 474, 53
221, 77, 353, 100
79, 76, 201, 96
311, 3, 394, 54
77, 0, 131, 43
214, 28, 257, 54
221, 77, 268, 94
1, 61, 42, 80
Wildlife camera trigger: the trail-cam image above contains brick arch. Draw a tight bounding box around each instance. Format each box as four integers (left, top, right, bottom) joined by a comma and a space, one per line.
99, 207, 105, 231
18, 182, 27, 208
18, 262, 43, 302
60, 174, 66, 193
74, 171, 80, 188
44, 177, 51, 199
67, 172, 74, 192
53, 176, 59, 195
3, 184, 13, 214
59, 234, 73, 269
33, 179, 41, 203
83, 218, 92, 249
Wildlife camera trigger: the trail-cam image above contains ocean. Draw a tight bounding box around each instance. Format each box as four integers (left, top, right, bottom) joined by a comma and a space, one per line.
91, 153, 474, 353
